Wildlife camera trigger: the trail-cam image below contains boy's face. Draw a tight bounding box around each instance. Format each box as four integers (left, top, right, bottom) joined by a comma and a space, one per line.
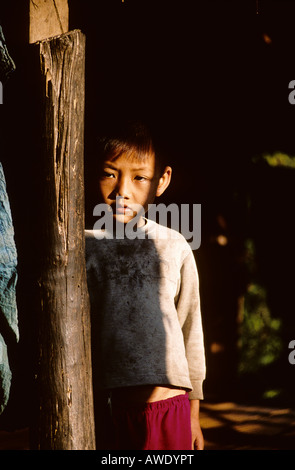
98, 152, 171, 225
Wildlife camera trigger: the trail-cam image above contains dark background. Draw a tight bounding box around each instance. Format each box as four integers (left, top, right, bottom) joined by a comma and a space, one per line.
0, 0, 294, 432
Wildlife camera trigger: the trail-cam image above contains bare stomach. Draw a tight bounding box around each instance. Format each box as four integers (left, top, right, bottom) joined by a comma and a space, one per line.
110, 385, 186, 404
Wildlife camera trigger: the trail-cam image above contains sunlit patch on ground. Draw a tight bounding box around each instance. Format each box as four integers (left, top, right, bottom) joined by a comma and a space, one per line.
200, 402, 295, 450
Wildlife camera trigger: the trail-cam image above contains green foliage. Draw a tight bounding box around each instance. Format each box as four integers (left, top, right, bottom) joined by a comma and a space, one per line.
263, 389, 282, 400
238, 282, 283, 375
253, 152, 295, 169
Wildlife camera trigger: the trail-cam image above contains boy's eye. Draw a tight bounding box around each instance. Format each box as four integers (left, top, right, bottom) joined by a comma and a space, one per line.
102, 171, 115, 178
134, 176, 147, 182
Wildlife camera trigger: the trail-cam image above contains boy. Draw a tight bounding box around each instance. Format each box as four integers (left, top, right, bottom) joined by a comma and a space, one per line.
85, 121, 206, 450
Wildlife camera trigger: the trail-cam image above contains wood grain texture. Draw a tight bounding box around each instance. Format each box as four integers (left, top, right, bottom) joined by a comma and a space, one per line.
29, 0, 69, 44
36, 29, 95, 450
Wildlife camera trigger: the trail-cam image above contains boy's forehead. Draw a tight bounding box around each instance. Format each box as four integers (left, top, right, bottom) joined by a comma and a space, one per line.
105, 151, 156, 170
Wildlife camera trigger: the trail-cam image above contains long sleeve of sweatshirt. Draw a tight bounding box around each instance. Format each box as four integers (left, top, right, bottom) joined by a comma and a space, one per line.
176, 250, 206, 399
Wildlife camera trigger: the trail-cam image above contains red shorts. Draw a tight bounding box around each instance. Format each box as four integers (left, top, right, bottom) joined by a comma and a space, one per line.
110, 393, 192, 450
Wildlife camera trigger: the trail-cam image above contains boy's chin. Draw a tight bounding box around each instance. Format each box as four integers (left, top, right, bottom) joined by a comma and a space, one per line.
113, 214, 135, 224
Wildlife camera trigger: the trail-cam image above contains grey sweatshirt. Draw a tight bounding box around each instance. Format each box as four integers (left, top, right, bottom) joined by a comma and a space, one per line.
85, 219, 206, 400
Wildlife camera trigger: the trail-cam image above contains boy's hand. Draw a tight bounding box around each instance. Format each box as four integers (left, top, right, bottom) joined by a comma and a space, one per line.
191, 418, 204, 450
190, 399, 204, 450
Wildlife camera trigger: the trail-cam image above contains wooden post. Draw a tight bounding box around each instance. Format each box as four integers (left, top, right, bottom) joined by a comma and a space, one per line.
35, 29, 95, 450
29, 0, 69, 44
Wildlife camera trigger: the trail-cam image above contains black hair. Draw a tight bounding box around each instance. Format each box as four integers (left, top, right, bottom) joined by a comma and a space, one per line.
95, 119, 167, 175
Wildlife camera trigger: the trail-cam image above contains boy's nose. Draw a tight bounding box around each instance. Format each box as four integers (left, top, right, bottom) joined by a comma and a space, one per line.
115, 176, 130, 199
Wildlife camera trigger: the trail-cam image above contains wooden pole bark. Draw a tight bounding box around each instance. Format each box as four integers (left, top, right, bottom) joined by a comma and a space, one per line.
36, 29, 95, 450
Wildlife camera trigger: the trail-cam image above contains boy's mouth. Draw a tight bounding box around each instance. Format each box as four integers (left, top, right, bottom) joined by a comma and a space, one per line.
116, 205, 133, 215
110, 199, 145, 218
111, 202, 134, 215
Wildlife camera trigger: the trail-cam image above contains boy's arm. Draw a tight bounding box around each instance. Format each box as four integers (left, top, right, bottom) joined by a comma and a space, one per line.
190, 399, 204, 450
176, 249, 206, 400
176, 248, 206, 449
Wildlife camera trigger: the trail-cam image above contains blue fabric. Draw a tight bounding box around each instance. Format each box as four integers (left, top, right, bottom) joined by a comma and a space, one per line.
0, 24, 16, 84
0, 162, 18, 415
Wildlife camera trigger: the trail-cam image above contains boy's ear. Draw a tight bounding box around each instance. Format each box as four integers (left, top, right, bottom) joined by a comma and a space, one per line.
156, 166, 172, 197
